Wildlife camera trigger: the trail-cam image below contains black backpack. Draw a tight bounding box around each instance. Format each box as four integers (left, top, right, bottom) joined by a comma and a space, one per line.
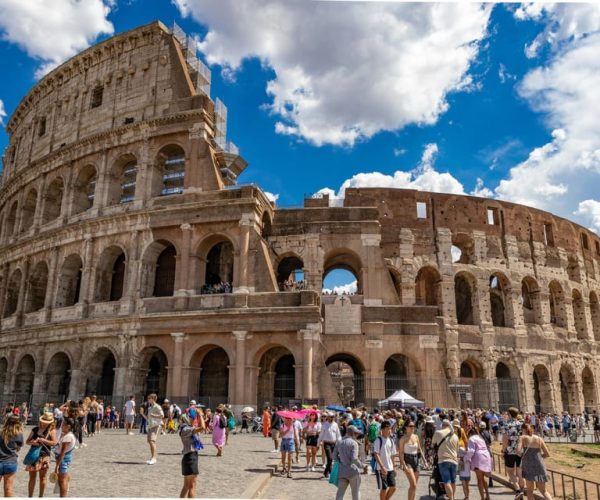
219, 414, 227, 429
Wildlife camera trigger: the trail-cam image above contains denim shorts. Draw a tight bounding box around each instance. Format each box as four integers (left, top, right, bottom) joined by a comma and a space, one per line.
55, 451, 73, 474
0, 462, 17, 476
438, 461, 457, 484
280, 438, 295, 453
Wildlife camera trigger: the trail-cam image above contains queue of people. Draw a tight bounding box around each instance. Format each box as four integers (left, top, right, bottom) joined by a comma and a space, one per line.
257, 404, 554, 500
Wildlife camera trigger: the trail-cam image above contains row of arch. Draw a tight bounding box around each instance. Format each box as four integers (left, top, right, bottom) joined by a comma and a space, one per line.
2, 237, 235, 318
0, 144, 187, 241
455, 271, 600, 340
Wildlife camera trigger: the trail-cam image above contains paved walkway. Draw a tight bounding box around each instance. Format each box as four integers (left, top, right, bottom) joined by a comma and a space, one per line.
260, 460, 517, 500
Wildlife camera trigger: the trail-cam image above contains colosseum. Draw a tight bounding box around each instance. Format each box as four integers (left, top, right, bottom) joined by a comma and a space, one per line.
0, 21, 598, 415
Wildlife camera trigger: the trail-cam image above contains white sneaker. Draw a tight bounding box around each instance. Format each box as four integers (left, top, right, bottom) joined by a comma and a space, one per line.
271, 449, 279, 453
81, 443, 87, 448
128, 432, 133, 436
311, 466, 315, 472
147, 458, 157, 465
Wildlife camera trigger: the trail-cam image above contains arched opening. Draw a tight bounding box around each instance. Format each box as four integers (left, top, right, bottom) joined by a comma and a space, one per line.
0, 358, 7, 396
384, 354, 417, 398
451, 233, 474, 264
559, 365, 577, 414
14, 355, 35, 402
415, 266, 441, 306
42, 177, 64, 224
194, 347, 230, 405
323, 249, 362, 295
454, 272, 475, 325
277, 255, 304, 291
490, 273, 512, 327
55, 254, 83, 308
107, 155, 138, 205
72, 165, 97, 214
157, 144, 185, 196
203, 240, 234, 293
142, 348, 168, 398
522, 277, 543, 325
261, 212, 272, 239
46, 352, 71, 399
582, 367, 597, 412
140, 240, 176, 298
25, 261, 49, 312
496, 362, 519, 411
86, 348, 116, 397
326, 353, 364, 406
533, 365, 553, 414
388, 267, 402, 303
3, 269, 22, 318
549, 281, 567, 328
257, 347, 295, 407
572, 289, 588, 340
20, 188, 37, 233
590, 292, 600, 341
95, 246, 126, 302
456, 359, 486, 408
5, 201, 18, 237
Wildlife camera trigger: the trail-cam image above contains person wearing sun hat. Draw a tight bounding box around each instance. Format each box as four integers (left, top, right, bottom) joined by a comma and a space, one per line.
332, 425, 363, 500
24, 411, 58, 497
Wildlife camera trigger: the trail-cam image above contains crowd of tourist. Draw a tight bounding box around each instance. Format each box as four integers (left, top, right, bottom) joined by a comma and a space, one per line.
1, 395, 596, 498
199, 282, 232, 294
279, 280, 307, 291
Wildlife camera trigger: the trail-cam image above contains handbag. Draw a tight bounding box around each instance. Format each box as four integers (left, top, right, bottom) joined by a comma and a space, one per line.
23, 446, 42, 466
328, 461, 340, 487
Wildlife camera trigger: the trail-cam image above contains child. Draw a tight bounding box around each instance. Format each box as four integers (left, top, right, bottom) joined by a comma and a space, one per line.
54, 418, 77, 498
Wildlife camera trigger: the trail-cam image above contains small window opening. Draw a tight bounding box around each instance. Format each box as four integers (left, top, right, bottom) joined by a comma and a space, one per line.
543, 223, 554, 247
595, 241, 600, 256
451, 245, 462, 264
124, 117, 134, 125
416, 201, 427, 219
581, 233, 589, 250
90, 86, 104, 109
38, 117, 46, 137
487, 207, 499, 225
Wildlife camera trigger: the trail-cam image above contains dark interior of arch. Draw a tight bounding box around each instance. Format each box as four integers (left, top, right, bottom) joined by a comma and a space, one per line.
277, 256, 304, 284
455, 275, 474, 325
495, 362, 510, 379
153, 244, 176, 297
199, 348, 230, 399
205, 241, 234, 285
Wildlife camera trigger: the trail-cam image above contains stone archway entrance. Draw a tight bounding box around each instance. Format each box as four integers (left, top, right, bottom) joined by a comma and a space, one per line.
326, 353, 365, 406
14, 355, 35, 403
533, 365, 553, 414
559, 365, 577, 414
257, 347, 295, 407
384, 354, 417, 398
190, 346, 230, 407
86, 348, 116, 397
46, 352, 71, 401
495, 362, 520, 411
142, 348, 168, 398
582, 367, 597, 412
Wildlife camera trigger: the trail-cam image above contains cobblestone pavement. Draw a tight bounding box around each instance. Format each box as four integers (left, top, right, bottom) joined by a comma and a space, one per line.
260, 455, 517, 500
12, 427, 273, 498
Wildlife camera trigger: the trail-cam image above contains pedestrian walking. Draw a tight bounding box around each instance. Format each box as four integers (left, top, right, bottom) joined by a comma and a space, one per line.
0, 415, 24, 497
433, 418, 459, 500
319, 411, 341, 478
464, 427, 492, 500
502, 407, 525, 495
333, 425, 363, 500
123, 395, 136, 435
145, 393, 164, 465
279, 416, 298, 478
517, 424, 553, 500
179, 414, 205, 498
304, 412, 321, 471
398, 420, 426, 500
25, 411, 58, 497
374, 420, 399, 500
262, 407, 271, 438
211, 406, 227, 457
270, 407, 283, 453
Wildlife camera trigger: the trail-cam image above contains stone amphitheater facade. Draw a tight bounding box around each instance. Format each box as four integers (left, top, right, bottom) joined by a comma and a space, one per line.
0, 21, 598, 414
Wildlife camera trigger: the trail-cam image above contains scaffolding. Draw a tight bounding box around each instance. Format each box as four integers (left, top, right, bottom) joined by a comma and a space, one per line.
171, 22, 212, 96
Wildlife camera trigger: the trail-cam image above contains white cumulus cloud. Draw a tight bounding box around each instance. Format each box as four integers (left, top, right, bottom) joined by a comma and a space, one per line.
0, 0, 114, 78
313, 143, 489, 205
264, 191, 279, 203
323, 280, 357, 296
174, 0, 492, 146
0, 99, 6, 127
575, 200, 600, 234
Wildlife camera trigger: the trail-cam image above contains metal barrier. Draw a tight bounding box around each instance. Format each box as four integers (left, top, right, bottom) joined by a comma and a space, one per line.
492, 451, 600, 499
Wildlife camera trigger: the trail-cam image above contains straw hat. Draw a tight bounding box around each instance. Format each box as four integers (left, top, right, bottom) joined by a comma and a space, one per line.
39, 411, 55, 425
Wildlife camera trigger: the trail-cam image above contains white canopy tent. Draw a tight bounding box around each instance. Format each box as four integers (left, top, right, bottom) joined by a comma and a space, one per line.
378, 389, 425, 408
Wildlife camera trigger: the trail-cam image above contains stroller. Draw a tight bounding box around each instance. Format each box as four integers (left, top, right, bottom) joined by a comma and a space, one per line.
252, 416, 262, 433
428, 463, 448, 500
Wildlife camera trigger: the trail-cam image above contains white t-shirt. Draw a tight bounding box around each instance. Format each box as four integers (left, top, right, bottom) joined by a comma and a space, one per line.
374, 436, 397, 471
124, 400, 136, 416
55, 431, 76, 454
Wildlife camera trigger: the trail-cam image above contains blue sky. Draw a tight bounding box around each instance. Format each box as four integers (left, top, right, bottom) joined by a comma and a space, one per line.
1, 1, 600, 289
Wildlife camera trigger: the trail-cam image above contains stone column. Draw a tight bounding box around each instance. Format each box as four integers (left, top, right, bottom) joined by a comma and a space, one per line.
32, 176, 46, 232
185, 123, 212, 191
176, 224, 193, 295
0, 264, 9, 325
362, 233, 383, 305
300, 326, 320, 400
44, 247, 60, 322
80, 235, 95, 306
15, 258, 29, 326
232, 331, 248, 405
236, 213, 254, 293
167, 332, 187, 399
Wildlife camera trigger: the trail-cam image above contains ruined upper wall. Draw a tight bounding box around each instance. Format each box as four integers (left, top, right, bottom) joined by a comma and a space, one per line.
343, 187, 598, 258
2, 21, 203, 179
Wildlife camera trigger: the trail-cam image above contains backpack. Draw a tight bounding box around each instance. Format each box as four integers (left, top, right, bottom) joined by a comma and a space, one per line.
370, 436, 383, 471
219, 414, 227, 429
368, 422, 380, 443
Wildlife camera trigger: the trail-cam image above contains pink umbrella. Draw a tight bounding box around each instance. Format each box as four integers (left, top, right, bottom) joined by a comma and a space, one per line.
299, 408, 320, 415
277, 410, 304, 419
